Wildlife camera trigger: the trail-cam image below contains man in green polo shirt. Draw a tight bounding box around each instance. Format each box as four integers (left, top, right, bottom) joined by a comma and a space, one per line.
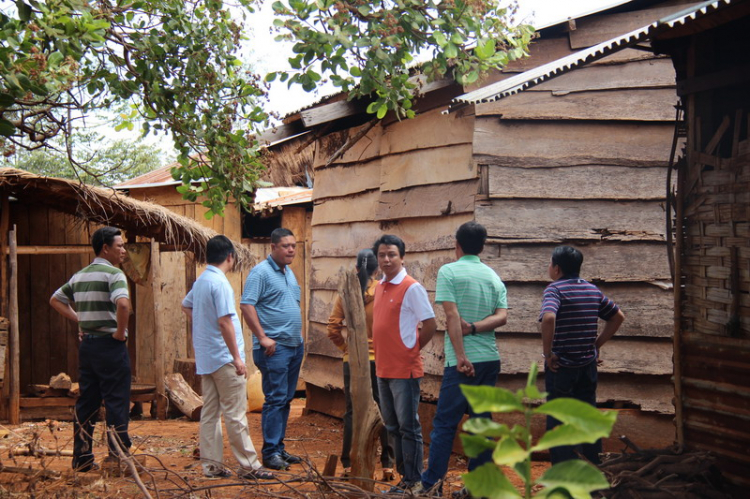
419, 221, 508, 497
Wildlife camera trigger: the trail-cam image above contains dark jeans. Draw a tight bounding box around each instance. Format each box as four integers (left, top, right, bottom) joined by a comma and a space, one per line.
545, 361, 601, 464
73, 336, 132, 468
378, 376, 423, 484
341, 361, 394, 468
422, 360, 500, 489
253, 343, 304, 460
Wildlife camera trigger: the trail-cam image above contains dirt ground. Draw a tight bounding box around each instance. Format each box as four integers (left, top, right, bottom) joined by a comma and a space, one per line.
0, 398, 550, 498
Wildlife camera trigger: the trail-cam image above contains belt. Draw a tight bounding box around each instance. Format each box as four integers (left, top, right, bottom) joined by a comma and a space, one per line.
83, 333, 112, 340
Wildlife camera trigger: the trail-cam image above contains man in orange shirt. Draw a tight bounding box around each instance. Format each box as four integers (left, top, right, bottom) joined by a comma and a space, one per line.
371, 234, 436, 494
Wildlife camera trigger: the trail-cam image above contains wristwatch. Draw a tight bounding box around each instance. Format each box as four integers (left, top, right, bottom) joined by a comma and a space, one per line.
470, 323, 477, 335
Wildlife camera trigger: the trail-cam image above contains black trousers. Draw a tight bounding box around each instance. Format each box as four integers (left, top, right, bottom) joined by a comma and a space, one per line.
73, 336, 132, 468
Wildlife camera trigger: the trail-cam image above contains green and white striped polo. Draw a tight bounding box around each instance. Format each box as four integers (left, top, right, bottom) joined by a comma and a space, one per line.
53, 257, 130, 336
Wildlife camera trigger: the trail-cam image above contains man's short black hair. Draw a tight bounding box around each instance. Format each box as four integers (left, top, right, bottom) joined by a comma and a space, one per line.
92, 227, 121, 255
206, 235, 235, 265
372, 234, 406, 258
551, 245, 583, 277
456, 221, 487, 256
271, 228, 294, 244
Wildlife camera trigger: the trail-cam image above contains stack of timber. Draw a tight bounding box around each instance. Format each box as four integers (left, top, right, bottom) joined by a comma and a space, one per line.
302, 0, 681, 428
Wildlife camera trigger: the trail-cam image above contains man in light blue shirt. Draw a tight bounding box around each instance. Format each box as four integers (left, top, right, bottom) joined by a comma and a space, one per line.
241, 227, 303, 471
182, 235, 273, 480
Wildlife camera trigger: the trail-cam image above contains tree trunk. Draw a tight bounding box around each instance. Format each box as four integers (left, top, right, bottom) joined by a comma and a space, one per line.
164, 373, 203, 421
340, 270, 383, 491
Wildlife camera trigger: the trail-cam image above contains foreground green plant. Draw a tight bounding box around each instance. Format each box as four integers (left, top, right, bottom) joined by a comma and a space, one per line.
460, 363, 617, 499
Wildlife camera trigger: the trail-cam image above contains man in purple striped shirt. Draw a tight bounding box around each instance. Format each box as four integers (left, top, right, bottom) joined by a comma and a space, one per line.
539, 246, 625, 464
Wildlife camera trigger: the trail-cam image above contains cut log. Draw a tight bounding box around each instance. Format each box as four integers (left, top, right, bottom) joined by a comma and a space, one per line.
164, 373, 202, 421
340, 270, 383, 491
173, 358, 201, 395
28, 384, 68, 398
68, 382, 79, 398
49, 372, 72, 390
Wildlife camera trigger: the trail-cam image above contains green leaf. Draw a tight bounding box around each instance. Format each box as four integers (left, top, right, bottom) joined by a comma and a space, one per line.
462, 418, 510, 438
463, 463, 522, 499
462, 385, 524, 414
532, 424, 599, 452
0, 93, 14, 107
535, 460, 610, 498
47, 51, 64, 67
433, 30, 447, 47
460, 434, 497, 458
492, 437, 528, 466
350, 67, 361, 77
534, 399, 617, 437
376, 103, 387, 119
0, 118, 15, 137
445, 42, 458, 59
16, 1, 32, 22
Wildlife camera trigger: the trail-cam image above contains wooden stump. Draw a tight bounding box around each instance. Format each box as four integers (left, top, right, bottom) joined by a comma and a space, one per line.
164, 373, 202, 421
49, 372, 72, 390
173, 358, 201, 395
340, 270, 384, 491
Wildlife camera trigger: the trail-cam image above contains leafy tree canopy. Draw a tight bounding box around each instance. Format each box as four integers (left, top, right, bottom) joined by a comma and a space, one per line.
1, 0, 533, 217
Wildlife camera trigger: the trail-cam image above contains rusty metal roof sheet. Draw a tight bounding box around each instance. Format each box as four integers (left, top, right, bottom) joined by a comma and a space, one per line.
448, 0, 735, 111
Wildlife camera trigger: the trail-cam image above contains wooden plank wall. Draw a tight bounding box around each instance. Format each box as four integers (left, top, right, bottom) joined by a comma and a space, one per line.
304, 106, 477, 397
471, 4, 682, 414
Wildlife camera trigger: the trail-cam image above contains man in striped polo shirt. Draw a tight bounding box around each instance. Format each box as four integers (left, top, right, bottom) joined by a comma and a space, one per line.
419, 221, 508, 497
240, 227, 303, 471
540, 245, 625, 464
50, 226, 132, 472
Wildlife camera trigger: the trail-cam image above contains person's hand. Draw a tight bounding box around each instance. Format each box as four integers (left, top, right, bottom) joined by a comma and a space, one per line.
596, 347, 603, 366
460, 319, 472, 336
457, 355, 475, 377
260, 336, 276, 356
232, 358, 247, 377
545, 353, 560, 373
78, 329, 84, 343
113, 330, 127, 342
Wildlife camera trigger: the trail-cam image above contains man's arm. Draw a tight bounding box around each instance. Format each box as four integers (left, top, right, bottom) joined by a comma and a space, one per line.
218, 315, 247, 376
181, 306, 193, 320
595, 309, 625, 351
240, 303, 276, 356
443, 302, 474, 376
50, 296, 78, 323
112, 297, 131, 342
418, 317, 437, 350
541, 312, 559, 372
461, 308, 508, 336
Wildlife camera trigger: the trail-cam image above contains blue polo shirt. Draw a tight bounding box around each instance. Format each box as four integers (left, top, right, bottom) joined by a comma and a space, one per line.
182, 265, 245, 375
241, 254, 302, 350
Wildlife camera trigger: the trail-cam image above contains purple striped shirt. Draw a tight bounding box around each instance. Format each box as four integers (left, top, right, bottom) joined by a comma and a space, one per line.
539, 278, 620, 367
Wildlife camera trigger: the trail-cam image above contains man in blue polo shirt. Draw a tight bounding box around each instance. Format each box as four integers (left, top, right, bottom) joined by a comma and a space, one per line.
240, 228, 303, 471
540, 245, 625, 464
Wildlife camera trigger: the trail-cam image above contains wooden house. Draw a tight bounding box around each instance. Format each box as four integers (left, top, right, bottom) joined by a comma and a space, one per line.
0, 167, 254, 422
256, 0, 696, 448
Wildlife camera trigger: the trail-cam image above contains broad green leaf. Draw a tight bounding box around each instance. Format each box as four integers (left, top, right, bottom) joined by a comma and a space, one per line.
534, 399, 617, 436
531, 424, 600, 452
492, 437, 528, 466
433, 30, 447, 47
460, 434, 497, 458
376, 103, 387, 119
0, 93, 14, 107
535, 460, 610, 499
366, 101, 378, 114
0, 118, 15, 137
462, 385, 524, 414
445, 42, 458, 59
463, 463, 522, 499
462, 417, 510, 438
47, 51, 64, 67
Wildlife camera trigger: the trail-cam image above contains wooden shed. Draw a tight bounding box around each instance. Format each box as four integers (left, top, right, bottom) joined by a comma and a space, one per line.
257, 0, 694, 446
0, 167, 256, 423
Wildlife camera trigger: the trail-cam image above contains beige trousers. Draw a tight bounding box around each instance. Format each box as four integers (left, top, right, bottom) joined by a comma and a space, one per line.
200, 363, 261, 474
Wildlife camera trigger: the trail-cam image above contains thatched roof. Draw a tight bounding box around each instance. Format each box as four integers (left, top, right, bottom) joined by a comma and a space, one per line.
0, 168, 254, 267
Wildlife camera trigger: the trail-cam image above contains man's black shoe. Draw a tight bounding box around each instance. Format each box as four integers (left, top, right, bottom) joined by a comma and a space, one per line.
264, 454, 289, 470
280, 450, 302, 464
72, 458, 99, 473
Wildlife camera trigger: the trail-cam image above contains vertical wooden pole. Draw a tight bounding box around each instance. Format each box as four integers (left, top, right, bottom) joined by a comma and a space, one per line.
151, 240, 167, 420
8, 225, 20, 424
0, 195, 9, 318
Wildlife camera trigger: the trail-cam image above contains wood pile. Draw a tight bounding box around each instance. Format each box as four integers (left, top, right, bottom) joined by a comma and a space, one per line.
597, 438, 732, 499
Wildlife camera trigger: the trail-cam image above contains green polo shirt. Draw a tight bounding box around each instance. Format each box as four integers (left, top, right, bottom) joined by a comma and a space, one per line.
435, 255, 507, 367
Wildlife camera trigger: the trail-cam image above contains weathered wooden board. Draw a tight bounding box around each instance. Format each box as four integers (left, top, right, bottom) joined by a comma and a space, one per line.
379, 144, 476, 192
314, 122, 383, 168
484, 243, 670, 283
380, 107, 474, 156
487, 165, 667, 200
477, 88, 679, 122
312, 190, 381, 225
136, 275, 156, 384
311, 213, 473, 257
307, 321, 346, 359
531, 59, 675, 93
376, 180, 477, 221
301, 353, 345, 391
504, 282, 674, 338
312, 159, 381, 200
474, 120, 675, 167
301, 98, 368, 128
476, 199, 666, 243
160, 252, 188, 376
569, 2, 703, 49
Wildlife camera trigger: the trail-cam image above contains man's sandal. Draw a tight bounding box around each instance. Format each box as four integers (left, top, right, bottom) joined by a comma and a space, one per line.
240, 467, 275, 480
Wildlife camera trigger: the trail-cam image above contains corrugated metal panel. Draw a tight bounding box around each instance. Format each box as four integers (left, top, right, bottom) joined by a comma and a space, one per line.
449, 0, 734, 110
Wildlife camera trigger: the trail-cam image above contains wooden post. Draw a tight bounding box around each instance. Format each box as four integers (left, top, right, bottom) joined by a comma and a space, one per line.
340, 270, 383, 491
0, 195, 8, 318
8, 225, 19, 424
151, 240, 167, 419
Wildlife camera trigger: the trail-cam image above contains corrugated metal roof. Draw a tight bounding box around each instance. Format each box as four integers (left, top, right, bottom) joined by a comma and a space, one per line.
449, 0, 734, 110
